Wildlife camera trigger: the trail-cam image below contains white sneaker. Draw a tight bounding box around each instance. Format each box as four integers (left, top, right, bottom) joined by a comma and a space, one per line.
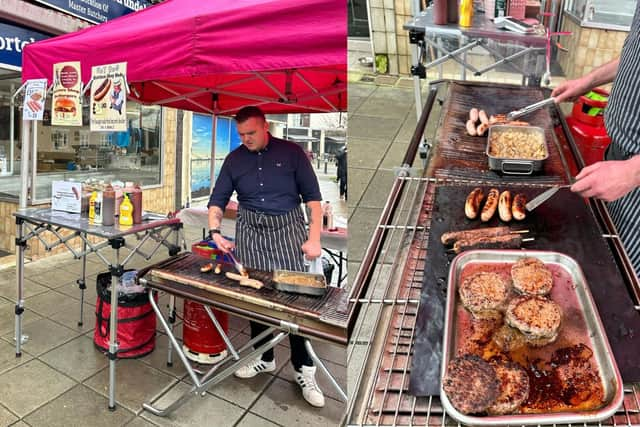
295, 365, 325, 408
234, 357, 276, 379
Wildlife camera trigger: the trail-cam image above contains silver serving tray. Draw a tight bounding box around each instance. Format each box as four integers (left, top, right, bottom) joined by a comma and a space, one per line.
272, 270, 327, 296
486, 125, 549, 175
441, 249, 623, 426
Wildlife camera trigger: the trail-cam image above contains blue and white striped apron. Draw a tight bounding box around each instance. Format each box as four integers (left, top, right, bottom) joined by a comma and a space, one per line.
235, 205, 307, 272
603, 1, 640, 273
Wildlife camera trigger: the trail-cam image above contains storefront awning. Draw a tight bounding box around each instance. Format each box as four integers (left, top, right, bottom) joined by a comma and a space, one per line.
21, 0, 347, 115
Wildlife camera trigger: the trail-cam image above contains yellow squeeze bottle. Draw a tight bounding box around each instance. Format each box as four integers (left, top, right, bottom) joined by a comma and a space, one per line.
119, 193, 134, 226
89, 191, 97, 220
459, 0, 473, 27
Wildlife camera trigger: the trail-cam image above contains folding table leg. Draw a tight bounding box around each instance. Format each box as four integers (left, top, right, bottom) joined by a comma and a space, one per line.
14, 217, 26, 356
77, 239, 88, 326
166, 294, 176, 367
305, 339, 347, 401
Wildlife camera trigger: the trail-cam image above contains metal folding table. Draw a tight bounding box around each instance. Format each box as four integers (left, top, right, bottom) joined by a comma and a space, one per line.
13, 208, 184, 410
137, 252, 348, 417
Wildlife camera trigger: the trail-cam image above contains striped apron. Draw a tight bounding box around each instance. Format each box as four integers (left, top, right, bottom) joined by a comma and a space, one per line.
235, 205, 307, 272
603, 1, 640, 274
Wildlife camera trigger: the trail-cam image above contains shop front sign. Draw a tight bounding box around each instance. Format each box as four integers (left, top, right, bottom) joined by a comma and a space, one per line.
0, 23, 49, 70
34, 0, 152, 25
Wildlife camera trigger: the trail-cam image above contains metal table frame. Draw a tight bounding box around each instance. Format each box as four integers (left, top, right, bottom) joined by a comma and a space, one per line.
404, 7, 547, 120
138, 279, 347, 417
13, 208, 184, 410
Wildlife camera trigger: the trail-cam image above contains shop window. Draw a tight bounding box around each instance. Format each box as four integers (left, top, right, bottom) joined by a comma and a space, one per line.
26, 100, 163, 203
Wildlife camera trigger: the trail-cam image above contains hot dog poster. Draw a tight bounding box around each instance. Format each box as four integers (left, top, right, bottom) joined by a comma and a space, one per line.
51, 61, 82, 127
90, 62, 127, 132
22, 79, 47, 121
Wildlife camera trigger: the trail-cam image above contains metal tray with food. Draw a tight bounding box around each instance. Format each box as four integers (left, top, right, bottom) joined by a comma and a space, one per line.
440, 249, 623, 426
272, 270, 327, 296
486, 125, 548, 175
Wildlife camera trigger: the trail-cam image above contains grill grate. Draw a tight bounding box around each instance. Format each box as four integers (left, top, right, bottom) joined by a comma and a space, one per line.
349, 177, 640, 426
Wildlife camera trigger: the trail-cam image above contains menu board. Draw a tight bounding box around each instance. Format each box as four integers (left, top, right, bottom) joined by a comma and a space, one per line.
22, 79, 47, 121
90, 62, 127, 132
51, 61, 82, 127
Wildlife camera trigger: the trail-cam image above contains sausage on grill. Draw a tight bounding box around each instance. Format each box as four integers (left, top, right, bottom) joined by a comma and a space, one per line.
512, 193, 527, 221
478, 109, 489, 125
453, 234, 523, 254
441, 226, 512, 245
465, 187, 484, 220
499, 190, 512, 222
469, 108, 479, 123
466, 119, 478, 136
481, 188, 500, 222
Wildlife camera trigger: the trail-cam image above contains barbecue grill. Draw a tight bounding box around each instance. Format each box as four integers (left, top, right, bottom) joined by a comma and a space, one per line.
346, 81, 640, 426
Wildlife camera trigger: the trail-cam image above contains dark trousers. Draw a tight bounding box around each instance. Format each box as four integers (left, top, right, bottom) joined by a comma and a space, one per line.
250, 321, 313, 370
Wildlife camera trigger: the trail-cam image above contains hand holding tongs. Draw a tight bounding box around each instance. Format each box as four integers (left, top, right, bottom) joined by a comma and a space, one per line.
506, 97, 556, 121
526, 184, 572, 212
227, 251, 248, 277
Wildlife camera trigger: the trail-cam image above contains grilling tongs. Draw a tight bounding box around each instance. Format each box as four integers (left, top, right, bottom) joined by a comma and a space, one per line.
227, 251, 248, 277
506, 97, 556, 121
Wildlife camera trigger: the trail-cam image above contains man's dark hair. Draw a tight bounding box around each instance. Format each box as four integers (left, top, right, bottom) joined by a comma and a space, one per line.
235, 106, 266, 124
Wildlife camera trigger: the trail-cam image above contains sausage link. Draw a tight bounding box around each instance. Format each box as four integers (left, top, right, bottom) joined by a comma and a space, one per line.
478, 110, 489, 125
465, 187, 484, 220
480, 188, 500, 222
476, 122, 489, 136
498, 190, 512, 222
469, 108, 479, 123
512, 193, 527, 221
466, 119, 477, 136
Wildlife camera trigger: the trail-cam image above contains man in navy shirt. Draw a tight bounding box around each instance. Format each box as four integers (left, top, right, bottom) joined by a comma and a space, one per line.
207, 106, 325, 407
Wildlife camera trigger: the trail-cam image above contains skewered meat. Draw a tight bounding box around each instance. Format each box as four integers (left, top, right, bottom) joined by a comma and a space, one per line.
505, 296, 562, 343
465, 187, 484, 220
452, 233, 523, 254
466, 119, 478, 136
443, 355, 500, 414
512, 193, 527, 221
481, 188, 500, 222
469, 108, 479, 123
441, 226, 513, 245
459, 272, 510, 318
487, 360, 530, 415
511, 257, 553, 296
498, 190, 512, 222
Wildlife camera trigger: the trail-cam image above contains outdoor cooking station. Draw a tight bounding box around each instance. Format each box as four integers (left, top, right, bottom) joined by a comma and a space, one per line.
347, 80, 640, 426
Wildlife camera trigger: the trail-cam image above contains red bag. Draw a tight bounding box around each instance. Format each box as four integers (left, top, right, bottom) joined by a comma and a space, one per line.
93, 271, 156, 358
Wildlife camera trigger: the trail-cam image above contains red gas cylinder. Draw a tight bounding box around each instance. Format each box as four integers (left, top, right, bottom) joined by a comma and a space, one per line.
182, 299, 228, 364
565, 88, 611, 166
183, 241, 231, 364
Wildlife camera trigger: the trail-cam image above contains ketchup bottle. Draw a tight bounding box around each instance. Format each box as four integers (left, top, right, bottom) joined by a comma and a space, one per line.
132, 184, 143, 224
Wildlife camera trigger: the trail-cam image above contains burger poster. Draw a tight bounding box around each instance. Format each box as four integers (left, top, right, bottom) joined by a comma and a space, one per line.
90, 62, 127, 132
22, 79, 47, 121
51, 61, 82, 127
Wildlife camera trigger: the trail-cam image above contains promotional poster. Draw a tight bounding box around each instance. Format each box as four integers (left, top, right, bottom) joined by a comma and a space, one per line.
90, 62, 127, 132
22, 79, 47, 121
51, 61, 82, 126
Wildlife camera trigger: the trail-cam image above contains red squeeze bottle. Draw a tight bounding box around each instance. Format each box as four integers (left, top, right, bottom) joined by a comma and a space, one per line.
132, 184, 143, 224
433, 0, 448, 25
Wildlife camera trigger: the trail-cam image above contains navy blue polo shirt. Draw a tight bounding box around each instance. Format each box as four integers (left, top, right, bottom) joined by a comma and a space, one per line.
208, 135, 322, 215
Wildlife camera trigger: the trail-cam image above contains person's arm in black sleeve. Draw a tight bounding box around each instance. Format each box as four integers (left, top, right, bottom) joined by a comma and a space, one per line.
207, 159, 235, 253
294, 147, 323, 260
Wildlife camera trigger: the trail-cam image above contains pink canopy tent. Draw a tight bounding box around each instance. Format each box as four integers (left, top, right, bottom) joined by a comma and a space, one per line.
21, 0, 347, 115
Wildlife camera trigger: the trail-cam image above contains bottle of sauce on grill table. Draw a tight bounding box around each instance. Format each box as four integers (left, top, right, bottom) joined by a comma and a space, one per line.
94, 191, 103, 224
459, 0, 473, 27
322, 201, 334, 230
89, 191, 97, 220
119, 193, 134, 226
433, 0, 448, 25
102, 185, 116, 226
131, 183, 143, 224
447, 0, 459, 23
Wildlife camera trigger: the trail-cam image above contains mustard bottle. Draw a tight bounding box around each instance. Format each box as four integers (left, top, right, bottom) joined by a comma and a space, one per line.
119, 193, 134, 226
459, 0, 473, 27
89, 191, 97, 220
